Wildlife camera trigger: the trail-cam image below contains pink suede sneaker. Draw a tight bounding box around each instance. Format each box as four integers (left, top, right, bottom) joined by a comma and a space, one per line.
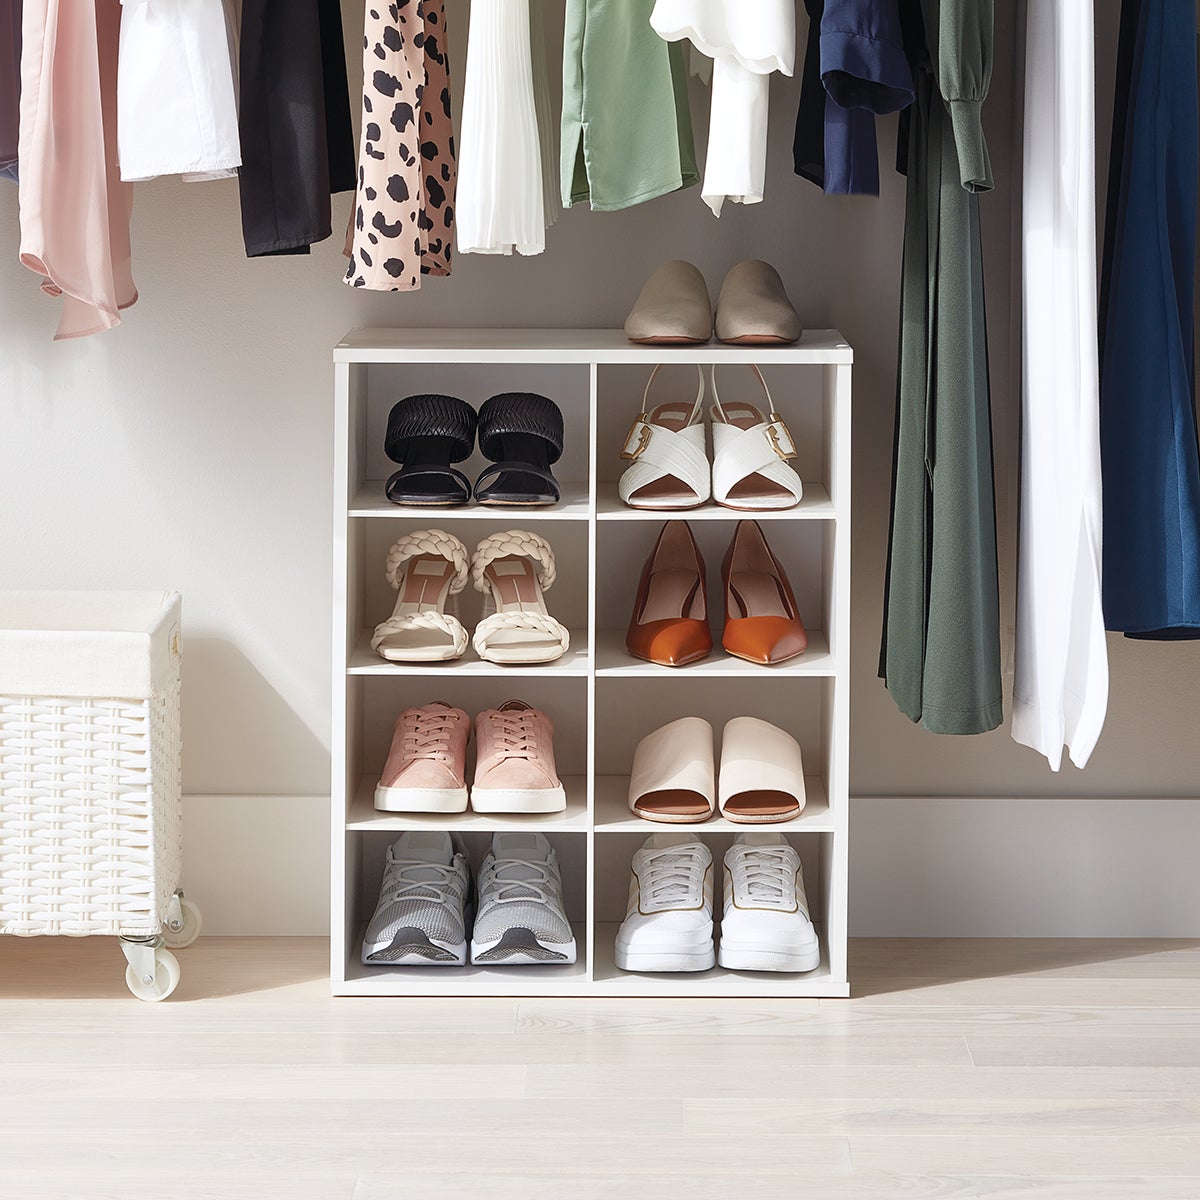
375, 702, 470, 813
471, 700, 567, 813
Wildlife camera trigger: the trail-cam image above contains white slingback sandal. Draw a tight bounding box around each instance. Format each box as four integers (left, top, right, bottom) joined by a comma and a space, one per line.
618, 365, 711, 510
470, 530, 571, 665
371, 529, 471, 662
710, 365, 803, 511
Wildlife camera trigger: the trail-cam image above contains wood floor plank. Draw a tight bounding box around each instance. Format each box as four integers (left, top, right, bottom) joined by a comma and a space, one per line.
517, 1001, 1200, 1036
352, 1175, 1200, 1200
0, 1131, 853, 1178
849, 1135, 1200, 1177
683, 1097, 1200, 1136
844, 977, 1200, 1005
966, 1035, 1200, 1068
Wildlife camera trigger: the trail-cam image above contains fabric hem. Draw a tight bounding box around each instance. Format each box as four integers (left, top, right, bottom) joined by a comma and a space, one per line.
918, 697, 1004, 736
820, 29, 914, 114
947, 99, 993, 192
568, 171, 699, 213
245, 228, 333, 257
121, 156, 242, 183
650, 21, 794, 77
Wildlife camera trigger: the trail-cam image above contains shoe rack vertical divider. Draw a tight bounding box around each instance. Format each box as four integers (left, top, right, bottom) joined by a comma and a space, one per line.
332, 329, 853, 998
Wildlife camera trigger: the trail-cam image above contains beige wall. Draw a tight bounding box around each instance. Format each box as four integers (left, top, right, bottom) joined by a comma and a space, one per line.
2, 7, 1198, 933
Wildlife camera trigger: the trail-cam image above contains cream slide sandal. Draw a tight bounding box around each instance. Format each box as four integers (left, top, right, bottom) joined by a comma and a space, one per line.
618, 365, 711, 510
471, 530, 571, 665
371, 530, 470, 662
719, 716, 806, 823
710, 365, 803, 511
627, 716, 716, 823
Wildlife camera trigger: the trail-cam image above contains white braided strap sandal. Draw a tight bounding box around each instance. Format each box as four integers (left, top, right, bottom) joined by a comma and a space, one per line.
471, 530, 571, 664
710, 365, 803, 511
618, 365, 711, 510
371, 529, 471, 662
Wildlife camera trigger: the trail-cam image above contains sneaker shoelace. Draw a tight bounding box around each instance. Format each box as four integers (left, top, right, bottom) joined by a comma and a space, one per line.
731, 846, 800, 910
479, 857, 559, 908
487, 709, 538, 761
402, 710, 458, 763
639, 845, 709, 909
379, 858, 462, 907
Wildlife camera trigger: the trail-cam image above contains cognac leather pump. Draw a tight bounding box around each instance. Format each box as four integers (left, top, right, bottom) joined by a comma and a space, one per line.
625, 521, 714, 667
722, 521, 808, 665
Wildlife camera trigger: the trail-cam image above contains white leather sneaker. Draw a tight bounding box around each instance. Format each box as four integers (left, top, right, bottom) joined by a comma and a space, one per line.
719, 833, 820, 972
614, 833, 715, 972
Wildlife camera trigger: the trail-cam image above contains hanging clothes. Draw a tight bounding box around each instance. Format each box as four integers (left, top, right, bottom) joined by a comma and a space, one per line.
457, 0, 544, 255
1099, 0, 1200, 639
529, 0, 560, 230
1013, 0, 1108, 770
238, 0, 355, 257
879, 0, 1002, 736
116, 0, 240, 183
793, 0, 914, 196
650, 0, 795, 217
18, 0, 137, 339
1, 0, 18, 182
560, 0, 698, 212
344, 0, 456, 288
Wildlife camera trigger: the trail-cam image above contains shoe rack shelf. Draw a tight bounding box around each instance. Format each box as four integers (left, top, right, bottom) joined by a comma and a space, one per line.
332, 328, 852, 998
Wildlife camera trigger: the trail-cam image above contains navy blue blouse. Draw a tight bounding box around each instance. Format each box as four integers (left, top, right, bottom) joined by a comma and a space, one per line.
794, 0, 915, 195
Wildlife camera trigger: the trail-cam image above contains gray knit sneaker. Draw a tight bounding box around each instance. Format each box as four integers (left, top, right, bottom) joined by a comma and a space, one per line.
469, 832, 576, 965
361, 832, 471, 966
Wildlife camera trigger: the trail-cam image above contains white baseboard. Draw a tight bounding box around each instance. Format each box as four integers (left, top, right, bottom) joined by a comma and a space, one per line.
851, 797, 1200, 937
184, 795, 1200, 938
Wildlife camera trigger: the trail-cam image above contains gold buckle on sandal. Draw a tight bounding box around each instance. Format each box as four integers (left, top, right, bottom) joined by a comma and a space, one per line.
767, 415, 797, 460
620, 416, 652, 460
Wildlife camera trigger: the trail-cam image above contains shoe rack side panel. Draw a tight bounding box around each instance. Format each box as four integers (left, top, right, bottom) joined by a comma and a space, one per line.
826, 359, 853, 992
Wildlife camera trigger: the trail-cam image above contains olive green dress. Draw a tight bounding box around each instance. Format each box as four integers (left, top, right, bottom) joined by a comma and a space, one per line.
560, 0, 699, 211
879, 0, 1002, 735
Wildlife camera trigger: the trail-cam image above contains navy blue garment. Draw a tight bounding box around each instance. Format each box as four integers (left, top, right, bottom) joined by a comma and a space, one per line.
1099, 0, 1200, 639
794, 0, 914, 195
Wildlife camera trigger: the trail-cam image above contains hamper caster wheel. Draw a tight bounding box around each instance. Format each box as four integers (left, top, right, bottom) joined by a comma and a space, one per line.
125, 949, 181, 1002
163, 896, 203, 949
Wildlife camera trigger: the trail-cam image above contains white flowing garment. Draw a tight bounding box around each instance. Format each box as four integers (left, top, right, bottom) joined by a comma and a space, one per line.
116, 0, 240, 182
457, 0, 545, 256
650, 0, 794, 217
1013, 0, 1108, 770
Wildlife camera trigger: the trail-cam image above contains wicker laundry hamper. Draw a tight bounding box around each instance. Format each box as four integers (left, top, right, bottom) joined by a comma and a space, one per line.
0, 592, 201, 1001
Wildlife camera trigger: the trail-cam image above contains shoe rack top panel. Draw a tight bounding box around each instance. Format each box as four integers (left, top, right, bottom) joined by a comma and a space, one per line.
334, 328, 853, 365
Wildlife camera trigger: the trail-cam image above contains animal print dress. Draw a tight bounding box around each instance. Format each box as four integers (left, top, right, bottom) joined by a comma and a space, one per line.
344, 0, 456, 291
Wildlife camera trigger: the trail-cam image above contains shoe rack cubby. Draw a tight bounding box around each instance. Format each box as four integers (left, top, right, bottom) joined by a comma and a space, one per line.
332, 329, 852, 997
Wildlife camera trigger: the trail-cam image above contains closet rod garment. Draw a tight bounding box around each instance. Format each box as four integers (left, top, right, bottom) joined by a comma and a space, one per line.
879, 0, 1002, 735
650, 0, 795, 217
1, 0, 19, 181
344, 0, 456, 288
18, 0, 136, 339
1099, 0, 1200, 639
457, 0, 544, 255
1013, 0, 1108, 770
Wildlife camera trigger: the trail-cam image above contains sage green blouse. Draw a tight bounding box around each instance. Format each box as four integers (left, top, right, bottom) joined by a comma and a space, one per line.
561, 0, 699, 211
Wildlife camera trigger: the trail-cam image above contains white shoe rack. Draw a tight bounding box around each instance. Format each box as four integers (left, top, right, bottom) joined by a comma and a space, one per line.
332, 329, 852, 997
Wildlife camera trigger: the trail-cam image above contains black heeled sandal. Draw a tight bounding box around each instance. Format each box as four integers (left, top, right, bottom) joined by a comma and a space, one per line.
473, 392, 564, 506
384, 394, 478, 506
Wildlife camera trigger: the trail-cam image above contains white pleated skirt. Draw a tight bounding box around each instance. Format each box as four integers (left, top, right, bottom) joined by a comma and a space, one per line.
457, 0, 545, 256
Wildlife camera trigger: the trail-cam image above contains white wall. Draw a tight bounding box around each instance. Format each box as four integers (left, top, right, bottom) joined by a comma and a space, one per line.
2, 6, 1198, 937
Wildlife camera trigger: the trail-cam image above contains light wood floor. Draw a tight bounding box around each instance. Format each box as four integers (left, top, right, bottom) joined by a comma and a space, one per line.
1, 937, 1199, 1198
